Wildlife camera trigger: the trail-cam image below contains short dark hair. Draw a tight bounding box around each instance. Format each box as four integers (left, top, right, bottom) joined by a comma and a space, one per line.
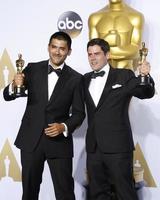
49, 31, 72, 50
87, 38, 110, 54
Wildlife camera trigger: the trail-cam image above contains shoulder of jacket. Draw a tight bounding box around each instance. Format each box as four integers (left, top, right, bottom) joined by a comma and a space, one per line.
65, 64, 83, 77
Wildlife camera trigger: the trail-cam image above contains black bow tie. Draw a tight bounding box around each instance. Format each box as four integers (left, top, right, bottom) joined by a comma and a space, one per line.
91, 71, 105, 79
48, 65, 62, 76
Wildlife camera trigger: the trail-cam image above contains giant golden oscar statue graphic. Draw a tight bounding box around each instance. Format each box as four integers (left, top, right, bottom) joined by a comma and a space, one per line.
88, 0, 144, 70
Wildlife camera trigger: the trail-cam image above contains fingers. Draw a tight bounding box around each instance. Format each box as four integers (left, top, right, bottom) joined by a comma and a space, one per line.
13, 73, 25, 86
138, 61, 151, 75
44, 124, 58, 136
44, 123, 65, 137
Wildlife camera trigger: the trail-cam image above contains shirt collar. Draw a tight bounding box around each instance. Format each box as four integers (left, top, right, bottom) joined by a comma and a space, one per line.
48, 60, 64, 70
94, 63, 110, 75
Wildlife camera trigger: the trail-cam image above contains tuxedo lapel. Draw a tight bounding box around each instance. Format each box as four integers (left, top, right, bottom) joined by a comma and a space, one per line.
37, 61, 48, 104
85, 72, 97, 109
96, 67, 116, 110
48, 64, 70, 104
85, 67, 118, 111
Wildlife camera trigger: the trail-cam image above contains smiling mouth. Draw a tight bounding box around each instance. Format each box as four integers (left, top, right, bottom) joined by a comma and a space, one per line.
91, 61, 98, 65
54, 55, 62, 59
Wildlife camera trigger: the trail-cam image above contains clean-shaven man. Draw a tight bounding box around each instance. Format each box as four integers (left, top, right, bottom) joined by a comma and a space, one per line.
84, 38, 154, 200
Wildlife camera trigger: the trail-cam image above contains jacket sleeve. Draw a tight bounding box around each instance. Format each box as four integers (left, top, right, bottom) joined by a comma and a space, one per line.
126, 70, 155, 99
64, 76, 85, 134
3, 64, 30, 101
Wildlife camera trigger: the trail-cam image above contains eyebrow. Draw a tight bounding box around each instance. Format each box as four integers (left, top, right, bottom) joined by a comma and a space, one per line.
88, 51, 103, 55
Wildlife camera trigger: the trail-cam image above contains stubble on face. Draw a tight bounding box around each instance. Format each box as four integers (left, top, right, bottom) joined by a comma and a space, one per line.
48, 39, 71, 67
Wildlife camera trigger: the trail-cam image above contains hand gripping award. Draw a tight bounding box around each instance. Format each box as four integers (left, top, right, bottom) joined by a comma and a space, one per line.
139, 42, 150, 85
14, 54, 27, 96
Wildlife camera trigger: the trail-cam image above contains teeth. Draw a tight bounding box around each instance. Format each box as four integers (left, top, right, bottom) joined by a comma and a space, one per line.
92, 61, 97, 65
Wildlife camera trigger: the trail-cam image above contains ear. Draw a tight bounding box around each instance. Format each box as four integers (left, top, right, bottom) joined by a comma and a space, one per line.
68, 49, 72, 56
106, 52, 110, 60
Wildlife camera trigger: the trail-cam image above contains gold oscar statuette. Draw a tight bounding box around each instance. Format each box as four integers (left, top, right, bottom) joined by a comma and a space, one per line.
139, 42, 150, 85
14, 54, 26, 96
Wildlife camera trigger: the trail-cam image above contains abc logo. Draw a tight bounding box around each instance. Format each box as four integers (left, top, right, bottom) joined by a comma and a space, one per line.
57, 11, 83, 38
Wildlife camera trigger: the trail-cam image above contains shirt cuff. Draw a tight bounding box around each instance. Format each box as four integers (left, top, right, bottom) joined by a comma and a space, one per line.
62, 123, 68, 137
9, 82, 14, 95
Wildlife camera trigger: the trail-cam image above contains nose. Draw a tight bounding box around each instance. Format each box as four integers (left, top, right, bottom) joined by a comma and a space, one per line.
89, 54, 96, 60
55, 48, 60, 54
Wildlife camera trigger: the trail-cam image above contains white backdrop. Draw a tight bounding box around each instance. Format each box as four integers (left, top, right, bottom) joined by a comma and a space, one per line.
0, 0, 160, 199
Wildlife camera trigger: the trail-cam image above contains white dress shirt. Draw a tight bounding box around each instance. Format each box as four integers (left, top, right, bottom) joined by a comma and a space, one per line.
48, 61, 68, 136
89, 64, 110, 107
48, 60, 63, 99
9, 60, 68, 136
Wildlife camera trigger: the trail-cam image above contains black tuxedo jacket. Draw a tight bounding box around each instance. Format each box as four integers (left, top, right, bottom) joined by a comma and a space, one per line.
3, 60, 85, 157
84, 66, 155, 153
